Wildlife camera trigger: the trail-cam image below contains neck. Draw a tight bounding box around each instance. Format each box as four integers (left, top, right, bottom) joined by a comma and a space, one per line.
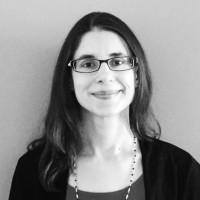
79, 109, 134, 159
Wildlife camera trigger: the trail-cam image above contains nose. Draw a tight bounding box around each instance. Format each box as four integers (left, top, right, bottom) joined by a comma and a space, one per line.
95, 62, 115, 84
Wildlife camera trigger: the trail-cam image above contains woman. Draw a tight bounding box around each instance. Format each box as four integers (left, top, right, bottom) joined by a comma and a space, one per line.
9, 12, 200, 200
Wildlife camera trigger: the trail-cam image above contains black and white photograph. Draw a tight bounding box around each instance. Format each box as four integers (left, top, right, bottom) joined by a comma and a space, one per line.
0, 0, 200, 199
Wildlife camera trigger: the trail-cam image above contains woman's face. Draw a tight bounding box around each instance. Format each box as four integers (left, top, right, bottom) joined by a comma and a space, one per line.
72, 29, 136, 117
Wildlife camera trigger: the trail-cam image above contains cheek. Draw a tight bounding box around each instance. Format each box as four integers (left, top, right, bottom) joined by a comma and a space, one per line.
72, 74, 82, 97
72, 73, 90, 101
122, 72, 135, 95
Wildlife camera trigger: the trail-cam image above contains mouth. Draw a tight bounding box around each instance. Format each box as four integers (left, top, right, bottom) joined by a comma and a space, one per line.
91, 90, 123, 99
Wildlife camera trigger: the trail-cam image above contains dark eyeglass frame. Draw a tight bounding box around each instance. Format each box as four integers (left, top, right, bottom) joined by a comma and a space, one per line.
67, 56, 138, 73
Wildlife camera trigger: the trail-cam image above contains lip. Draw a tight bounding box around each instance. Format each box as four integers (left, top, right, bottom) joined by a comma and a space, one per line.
92, 90, 122, 95
91, 90, 123, 99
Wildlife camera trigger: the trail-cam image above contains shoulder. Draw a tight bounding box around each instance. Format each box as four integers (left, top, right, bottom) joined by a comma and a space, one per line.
154, 139, 196, 163
11, 144, 45, 189
9, 145, 46, 200
141, 138, 200, 191
141, 138, 200, 170
17, 144, 44, 172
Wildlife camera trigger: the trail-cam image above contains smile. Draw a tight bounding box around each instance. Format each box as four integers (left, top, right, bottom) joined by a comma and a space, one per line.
91, 90, 123, 99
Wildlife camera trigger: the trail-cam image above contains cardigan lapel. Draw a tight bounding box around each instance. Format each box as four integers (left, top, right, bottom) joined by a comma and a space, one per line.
139, 138, 156, 200
139, 138, 178, 200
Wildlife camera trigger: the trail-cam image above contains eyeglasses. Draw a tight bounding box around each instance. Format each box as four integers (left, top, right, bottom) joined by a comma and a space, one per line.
68, 56, 138, 73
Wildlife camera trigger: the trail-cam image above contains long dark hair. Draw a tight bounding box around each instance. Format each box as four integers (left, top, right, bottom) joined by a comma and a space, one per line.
28, 12, 161, 191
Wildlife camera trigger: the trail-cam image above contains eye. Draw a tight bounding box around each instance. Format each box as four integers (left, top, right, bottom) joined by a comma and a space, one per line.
78, 59, 98, 69
110, 57, 125, 67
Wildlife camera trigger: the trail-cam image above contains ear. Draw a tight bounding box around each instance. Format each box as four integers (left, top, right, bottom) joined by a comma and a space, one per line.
134, 66, 139, 88
135, 78, 139, 88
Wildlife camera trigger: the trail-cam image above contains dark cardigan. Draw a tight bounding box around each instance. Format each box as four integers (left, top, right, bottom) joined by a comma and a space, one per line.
9, 138, 200, 200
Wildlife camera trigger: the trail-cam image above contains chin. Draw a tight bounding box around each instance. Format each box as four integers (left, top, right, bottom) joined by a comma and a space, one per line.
84, 105, 130, 118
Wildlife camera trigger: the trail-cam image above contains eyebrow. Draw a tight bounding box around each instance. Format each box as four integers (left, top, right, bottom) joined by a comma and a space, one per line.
76, 52, 126, 60
109, 52, 125, 57
76, 54, 95, 60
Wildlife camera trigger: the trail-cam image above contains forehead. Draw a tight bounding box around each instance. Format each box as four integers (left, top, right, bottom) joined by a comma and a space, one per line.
74, 29, 131, 59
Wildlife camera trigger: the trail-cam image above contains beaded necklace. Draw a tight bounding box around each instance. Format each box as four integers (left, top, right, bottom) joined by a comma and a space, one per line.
72, 135, 137, 200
